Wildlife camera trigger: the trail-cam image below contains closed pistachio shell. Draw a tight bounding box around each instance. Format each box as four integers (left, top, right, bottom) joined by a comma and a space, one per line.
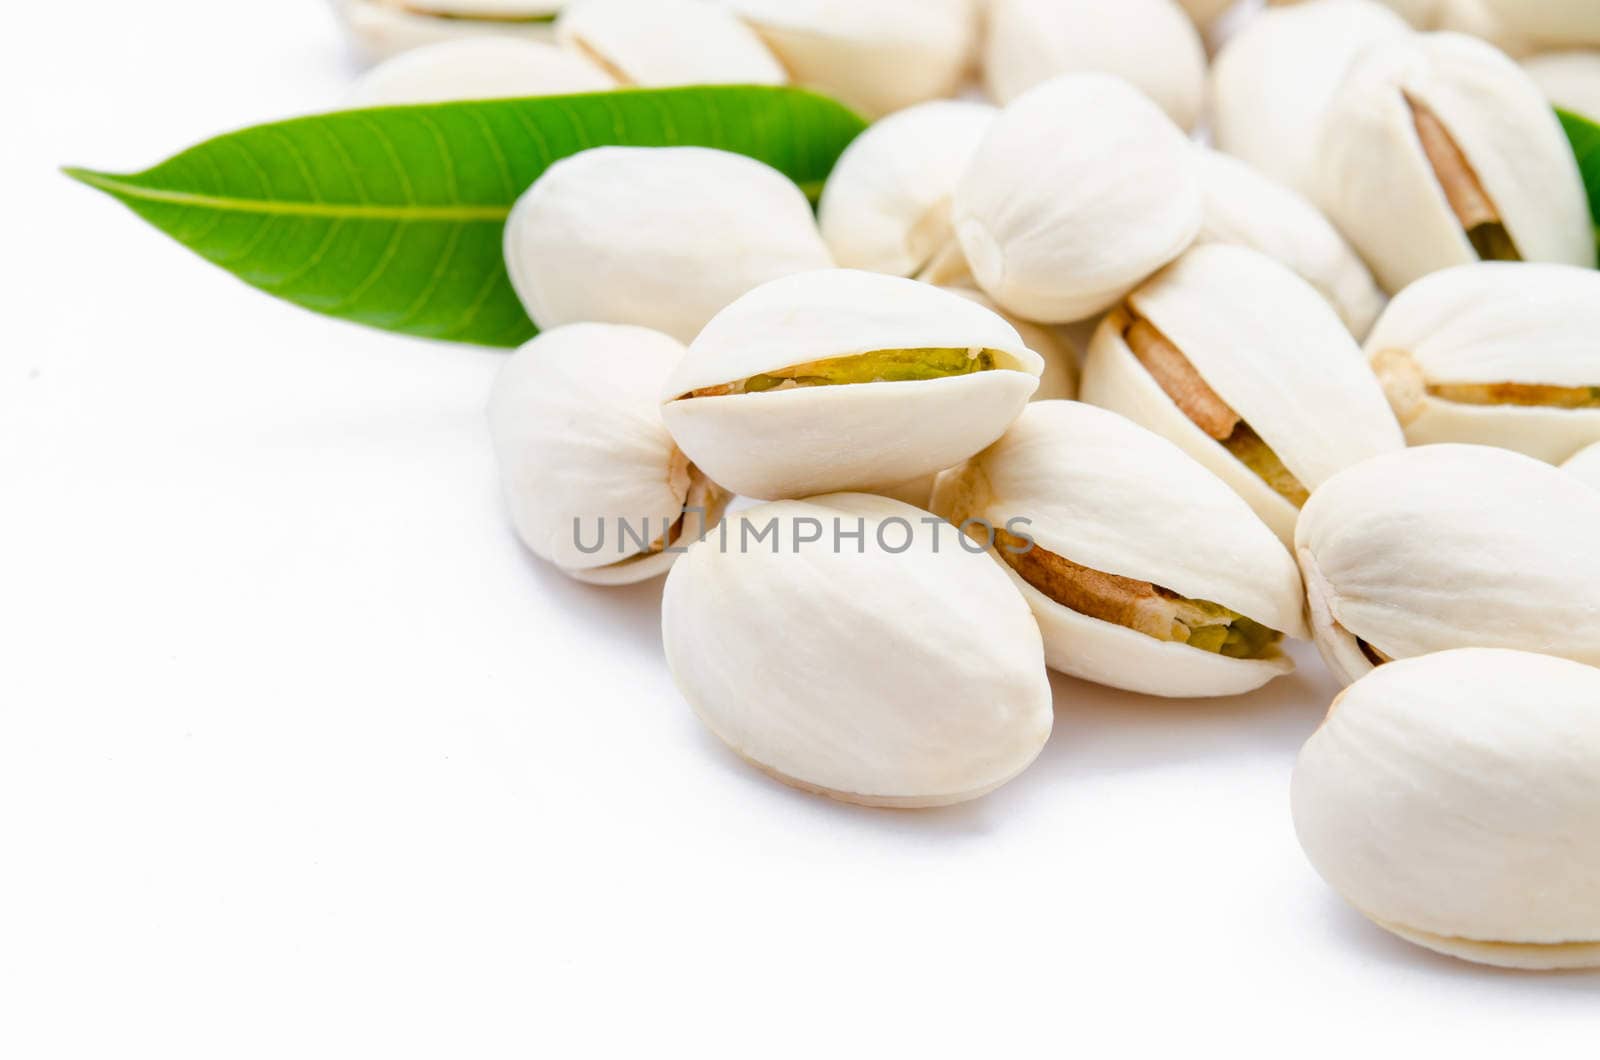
1293, 648, 1600, 970
1211, 0, 1411, 196
942, 287, 1079, 403
983, 0, 1206, 130
1365, 262, 1600, 463
1080, 245, 1404, 545
722, 0, 979, 118
663, 493, 1053, 807
931, 401, 1307, 698
347, 37, 612, 105
1318, 32, 1596, 293
1195, 148, 1386, 338
1523, 49, 1600, 119
660, 269, 1043, 499
953, 74, 1203, 323
1566, 441, 1600, 489
817, 100, 996, 277
1295, 444, 1600, 685
487, 323, 729, 584
334, 0, 563, 63
556, 0, 785, 85
504, 146, 832, 344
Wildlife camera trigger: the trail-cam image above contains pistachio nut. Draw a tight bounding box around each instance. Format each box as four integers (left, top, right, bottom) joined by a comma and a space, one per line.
983, 0, 1207, 131
1293, 648, 1600, 970
816, 100, 996, 278
1295, 444, 1600, 686
662, 493, 1053, 807
659, 269, 1043, 499
1080, 245, 1405, 545
1366, 262, 1600, 463
504, 146, 833, 344
555, 0, 785, 86
347, 37, 613, 106
720, 0, 979, 118
931, 401, 1308, 698
1523, 49, 1600, 119
1195, 147, 1386, 338
1566, 441, 1600, 489
942, 287, 1079, 403
1212, 0, 1411, 196
952, 74, 1203, 324
334, 1, 564, 63
487, 323, 730, 585
1318, 32, 1596, 294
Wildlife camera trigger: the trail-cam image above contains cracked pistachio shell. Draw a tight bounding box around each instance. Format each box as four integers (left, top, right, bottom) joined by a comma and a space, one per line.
1080, 245, 1405, 545
662, 493, 1053, 807
1195, 149, 1386, 338
1365, 263, 1600, 463
817, 101, 996, 277
983, 0, 1207, 131
930, 401, 1307, 697
952, 74, 1202, 324
659, 269, 1043, 499
487, 324, 728, 585
504, 147, 832, 344
1293, 648, 1600, 970
1566, 441, 1600, 489
347, 38, 613, 106
942, 287, 1079, 403
720, 0, 979, 118
555, 0, 785, 85
1318, 32, 1596, 294
334, 0, 563, 62
1212, 0, 1411, 196
1524, 49, 1600, 119
1295, 444, 1600, 686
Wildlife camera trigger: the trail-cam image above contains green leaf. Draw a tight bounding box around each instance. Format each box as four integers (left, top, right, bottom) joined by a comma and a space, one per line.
1558, 107, 1600, 259
65, 86, 867, 348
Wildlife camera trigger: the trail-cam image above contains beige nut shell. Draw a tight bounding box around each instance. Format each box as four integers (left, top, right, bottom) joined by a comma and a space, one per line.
662, 493, 1053, 808
1293, 648, 1600, 970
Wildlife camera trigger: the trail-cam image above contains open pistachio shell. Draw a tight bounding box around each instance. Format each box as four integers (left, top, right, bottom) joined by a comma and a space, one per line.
721, 0, 979, 118
952, 74, 1202, 324
1566, 441, 1600, 489
487, 323, 729, 584
1318, 32, 1596, 293
1293, 648, 1600, 970
1195, 148, 1386, 338
504, 146, 832, 344
663, 493, 1053, 808
1295, 444, 1600, 685
817, 100, 996, 277
1365, 262, 1600, 463
932, 401, 1307, 698
1212, 0, 1411, 196
1080, 245, 1405, 545
347, 37, 613, 105
982, 0, 1207, 131
555, 0, 785, 85
1523, 49, 1600, 119
660, 269, 1043, 500
334, 0, 564, 63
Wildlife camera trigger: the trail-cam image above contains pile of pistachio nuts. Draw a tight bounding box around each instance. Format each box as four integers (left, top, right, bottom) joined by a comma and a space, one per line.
336, 0, 1600, 970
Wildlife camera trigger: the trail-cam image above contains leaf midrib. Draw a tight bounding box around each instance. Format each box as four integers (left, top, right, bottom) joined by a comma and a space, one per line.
62, 167, 511, 223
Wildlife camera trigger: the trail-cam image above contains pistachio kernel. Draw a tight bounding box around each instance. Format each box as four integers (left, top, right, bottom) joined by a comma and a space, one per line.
684, 347, 999, 399
1407, 96, 1522, 263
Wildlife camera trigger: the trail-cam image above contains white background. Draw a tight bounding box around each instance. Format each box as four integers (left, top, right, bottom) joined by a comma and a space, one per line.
4, 1, 1596, 1055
